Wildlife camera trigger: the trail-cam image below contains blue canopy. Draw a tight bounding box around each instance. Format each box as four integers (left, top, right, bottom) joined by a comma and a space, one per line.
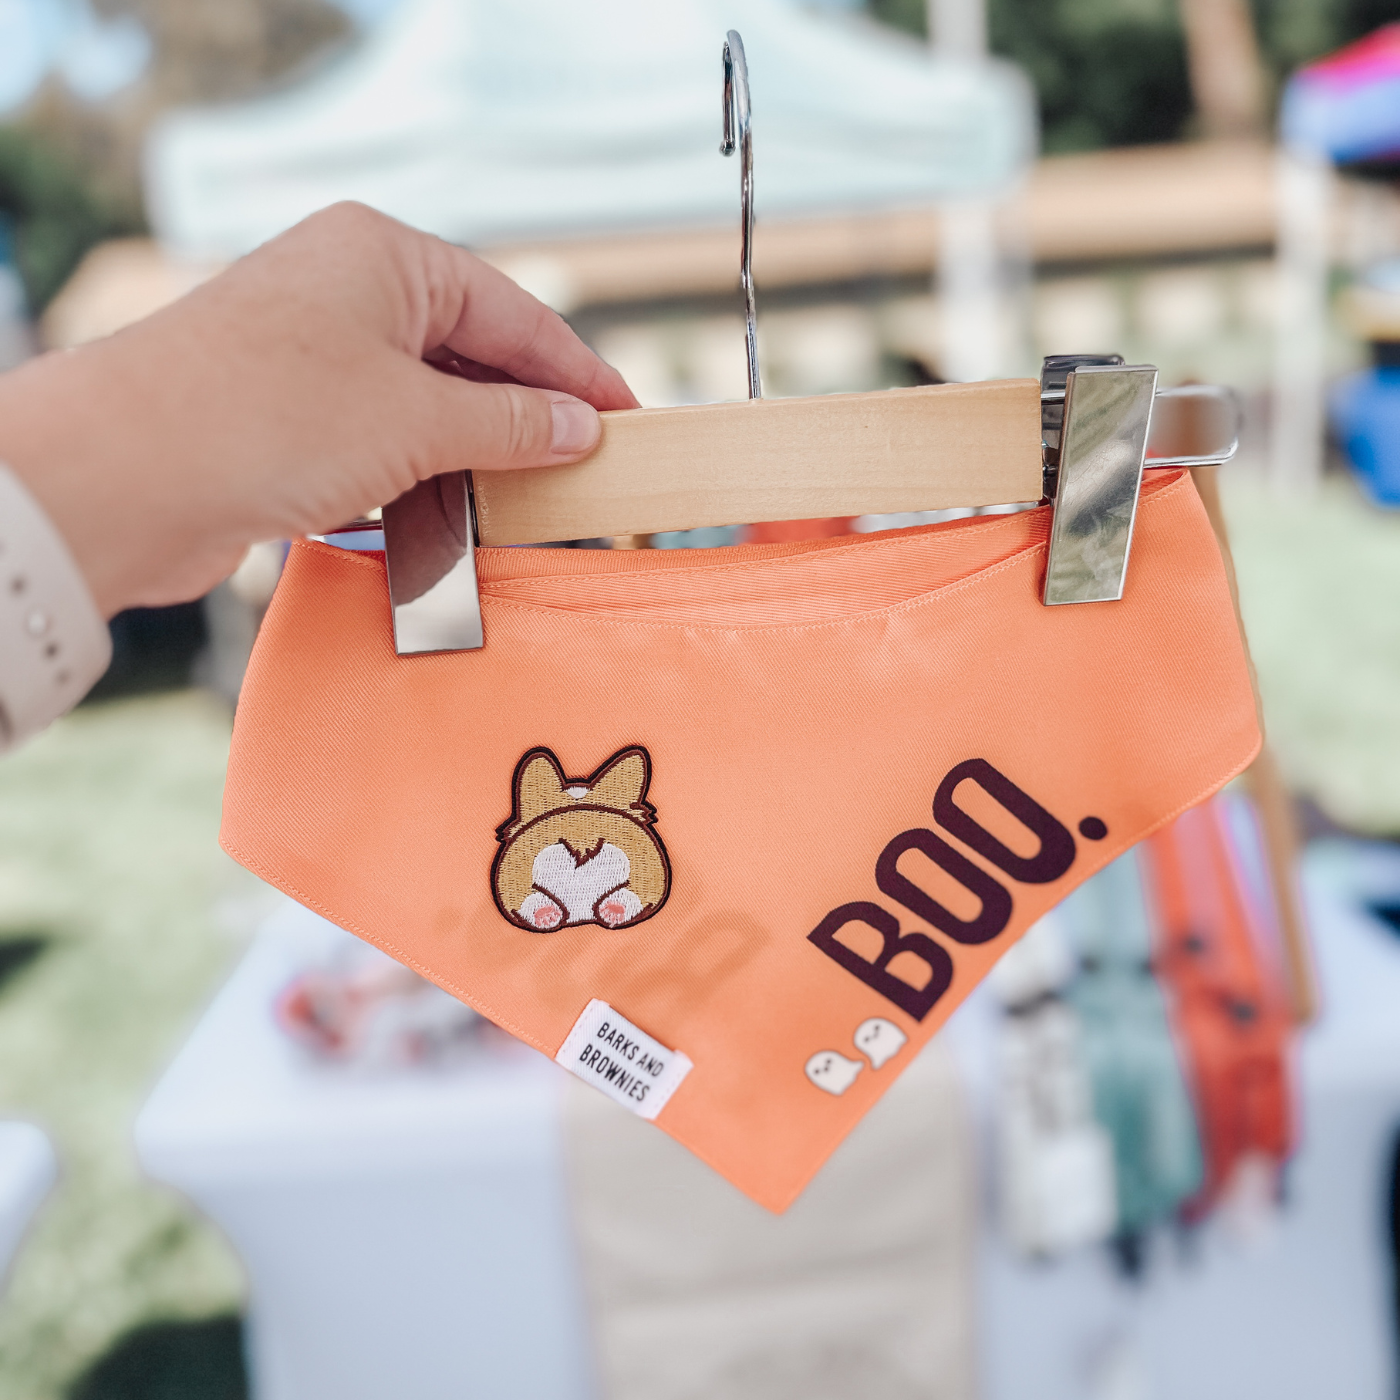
1280, 23, 1400, 165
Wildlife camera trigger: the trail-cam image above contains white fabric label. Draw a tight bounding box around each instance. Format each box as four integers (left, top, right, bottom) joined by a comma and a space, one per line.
556, 999, 693, 1121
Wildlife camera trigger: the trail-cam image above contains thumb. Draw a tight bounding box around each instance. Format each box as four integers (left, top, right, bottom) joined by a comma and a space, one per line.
414, 368, 602, 477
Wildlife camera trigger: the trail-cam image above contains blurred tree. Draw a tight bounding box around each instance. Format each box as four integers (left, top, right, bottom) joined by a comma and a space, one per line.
25, 0, 350, 211
0, 126, 138, 311
869, 0, 1400, 150
1252, 0, 1400, 91
96, 0, 351, 105
870, 0, 1194, 150
0, 0, 349, 311
1179, 0, 1267, 138
992, 0, 1194, 151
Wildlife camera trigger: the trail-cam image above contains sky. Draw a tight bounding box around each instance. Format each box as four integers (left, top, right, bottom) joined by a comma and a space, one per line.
0, 0, 405, 117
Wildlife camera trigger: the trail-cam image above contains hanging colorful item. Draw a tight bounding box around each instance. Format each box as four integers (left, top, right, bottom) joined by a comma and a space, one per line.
996, 793, 1300, 1259
1140, 796, 1297, 1220
1059, 850, 1206, 1243
990, 918, 1117, 1258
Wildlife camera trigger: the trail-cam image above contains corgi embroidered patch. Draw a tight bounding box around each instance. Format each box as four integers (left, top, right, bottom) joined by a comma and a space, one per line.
491, 746, 672, 932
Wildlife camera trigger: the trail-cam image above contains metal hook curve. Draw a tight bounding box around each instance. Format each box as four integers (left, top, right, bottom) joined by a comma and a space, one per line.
722, 30, 760, 400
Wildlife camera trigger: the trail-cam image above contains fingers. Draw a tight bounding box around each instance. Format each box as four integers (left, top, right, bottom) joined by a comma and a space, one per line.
420, 236, 640, 412
407, 361, 603, 477
277, 204, 639, 412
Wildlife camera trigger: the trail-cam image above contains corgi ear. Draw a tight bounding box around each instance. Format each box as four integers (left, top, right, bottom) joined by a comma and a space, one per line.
586, 748, 650, 811
514, 749, 569, 823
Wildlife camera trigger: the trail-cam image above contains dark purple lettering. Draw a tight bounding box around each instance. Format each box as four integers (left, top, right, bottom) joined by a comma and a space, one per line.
807, 901, 952, 1022
876, 828, 1012, 945
933, 758, 1075, 885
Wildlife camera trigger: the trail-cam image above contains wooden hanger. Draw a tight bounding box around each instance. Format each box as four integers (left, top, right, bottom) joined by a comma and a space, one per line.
473, 379, 1042, 547
324, 31, 1238, 653
348, 360, 1239, 653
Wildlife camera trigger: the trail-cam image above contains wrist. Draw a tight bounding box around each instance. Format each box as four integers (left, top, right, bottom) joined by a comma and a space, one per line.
0, 460, 111, 751
0, 346, 148, 618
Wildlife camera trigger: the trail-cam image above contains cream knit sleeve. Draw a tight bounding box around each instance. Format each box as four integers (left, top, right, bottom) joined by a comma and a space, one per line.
0, 462, 112, 753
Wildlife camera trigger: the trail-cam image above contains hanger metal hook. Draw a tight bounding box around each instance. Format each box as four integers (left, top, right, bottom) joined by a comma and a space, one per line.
721, 30, 761, 400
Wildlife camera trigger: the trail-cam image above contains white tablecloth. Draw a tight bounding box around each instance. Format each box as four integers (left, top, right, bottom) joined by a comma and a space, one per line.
136, 842, 1400, 1399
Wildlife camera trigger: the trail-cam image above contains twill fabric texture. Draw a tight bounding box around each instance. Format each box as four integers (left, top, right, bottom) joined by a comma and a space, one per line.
221, 469, 1260, 1211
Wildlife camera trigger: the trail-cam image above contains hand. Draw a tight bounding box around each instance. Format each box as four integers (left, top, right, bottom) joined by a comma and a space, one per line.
0, 202, 638, 616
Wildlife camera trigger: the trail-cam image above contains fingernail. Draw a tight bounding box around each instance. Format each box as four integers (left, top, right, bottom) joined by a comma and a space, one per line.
551, 399, 600, 456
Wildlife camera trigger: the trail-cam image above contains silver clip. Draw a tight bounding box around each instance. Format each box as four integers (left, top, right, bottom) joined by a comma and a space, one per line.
722, 30, 761, 401
1144, 383, 1240, 469
1041, 355, 1240, 606
1042, 363, 1158, 606
381, 470, 484, 653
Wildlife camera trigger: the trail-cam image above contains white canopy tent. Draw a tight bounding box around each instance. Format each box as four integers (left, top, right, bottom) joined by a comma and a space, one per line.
144, 0, 1035, 261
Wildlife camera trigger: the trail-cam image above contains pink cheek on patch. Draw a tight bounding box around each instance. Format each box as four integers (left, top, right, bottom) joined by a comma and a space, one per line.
532, 906, 562, 929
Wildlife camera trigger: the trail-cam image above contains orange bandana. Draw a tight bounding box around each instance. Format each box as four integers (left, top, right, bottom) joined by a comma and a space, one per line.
222, 470, 1259, 1210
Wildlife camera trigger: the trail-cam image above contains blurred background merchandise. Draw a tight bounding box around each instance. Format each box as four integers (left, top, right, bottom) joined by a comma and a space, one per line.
3, 1, 1400, 1397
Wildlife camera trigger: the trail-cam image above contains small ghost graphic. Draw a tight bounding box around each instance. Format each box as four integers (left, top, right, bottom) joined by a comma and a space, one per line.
853, 1017, 907, 1070
804, 1050, 863, 1096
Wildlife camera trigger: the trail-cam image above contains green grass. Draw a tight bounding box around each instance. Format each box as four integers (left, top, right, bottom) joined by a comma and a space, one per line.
1224, 472, 1400, 837
0, 692, 253, 1399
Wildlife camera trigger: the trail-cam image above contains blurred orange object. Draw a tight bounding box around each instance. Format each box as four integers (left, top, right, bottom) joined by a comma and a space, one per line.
221, 470, 1259, 1210
1142, 798, 1297, 1219
741, 518, 855, 544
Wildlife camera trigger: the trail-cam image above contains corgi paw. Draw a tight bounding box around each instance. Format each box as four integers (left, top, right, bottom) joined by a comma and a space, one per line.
518, 891, 565, 931
596, 888, 643, 928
